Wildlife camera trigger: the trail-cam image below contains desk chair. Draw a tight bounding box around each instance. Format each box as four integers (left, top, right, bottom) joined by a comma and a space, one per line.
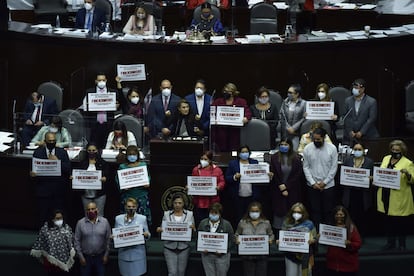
299, 119, 331, 138
37, 81, 64, 112
329, 86, 351, 143
193, 4, 221, 23
249, 2, 277, 34
114, 115, 143, 148
95, 0, 113, 23
240, 118, 271, 151
33, 0, 68, 25
59, 109, 87, 146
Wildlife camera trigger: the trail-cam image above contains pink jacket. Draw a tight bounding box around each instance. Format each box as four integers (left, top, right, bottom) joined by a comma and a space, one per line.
191, 164, 225, 208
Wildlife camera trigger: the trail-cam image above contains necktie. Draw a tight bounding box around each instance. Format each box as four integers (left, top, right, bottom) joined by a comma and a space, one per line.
86, 11, 92, 31
34, 106, 41, 122
164, 96, 168, 111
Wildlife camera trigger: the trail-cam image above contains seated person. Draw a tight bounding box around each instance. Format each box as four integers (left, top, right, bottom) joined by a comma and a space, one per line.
123, 5, 155, 35
189, 2, 224, 36
105, 120, 137, 150
20, 91, 58, 147
297, 121, 333, 154
75, 0, 107, 32
162, 99, 203, 138
31, 115, 72, 148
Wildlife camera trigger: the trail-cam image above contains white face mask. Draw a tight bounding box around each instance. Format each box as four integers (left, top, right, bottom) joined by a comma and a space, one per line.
130, 96, 139, 105
84, 2, 93, 10
54, 219, 63, 227
200, 160, 209, 168
195, 88, 204, 97
97, 81, 106, 89
353, 150, 363, 158
162, 88, 171, 97
249, 211, 260, 220
49, 127, 58, 133
317, 92, 326, 100
352, 88, 360, 96
292, 212, 302, 221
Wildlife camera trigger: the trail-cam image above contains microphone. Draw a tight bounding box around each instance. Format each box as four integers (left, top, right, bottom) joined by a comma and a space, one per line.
342, 107, 353, 121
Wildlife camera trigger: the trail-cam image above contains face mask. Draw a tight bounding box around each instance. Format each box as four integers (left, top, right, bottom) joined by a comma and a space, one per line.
202, 12, 211, 18
87, 210, 97, 220
162, 88, 171, 97
223, 93, 232, 100
97, 81, 106, 89
279, 145, 289, 153
314, 141, 323, 148
391, 152, 402, 159
249, 211, 260, 220
287, 93, 293, 100
352, 88, 360, 96
49, 127, 58, 133
258, 97, 269, 104
292, 212, 302, 221
200, 160, 209, 168
54, 219, 63, 227
137, 13, 145, 19
195, 88, 204, 97
88, 152, 98, 159
130, 96, 139, 105
84, 3, 93, 10
239, 152, 249, 160
46, 142, 56, 150
353, 150, 363, 158
209, 214, 219, 222
126, 208, 136, 216
318, 92, 326, 100
127, 155, 138, 163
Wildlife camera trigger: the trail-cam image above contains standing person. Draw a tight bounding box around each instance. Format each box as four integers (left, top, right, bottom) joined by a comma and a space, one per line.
279, 84, 306, 151
74, 201, 111, 276
81, 72, 127, 149
30, 209, 75, 276
302, 127, 338, 229
74, 142, 109, 216
250, 86, 280, 149
31, 115, 72, 148
156, 194, 195, 276
75, 0, 107, 32
341, 142, 374, 238
198, 202, 234, 276
280, 202, 317, 276
270, 138, 304, 234
122, 4, 155, 35
343, 78, 379, 146
116, 145, 152, 225
235, 201, 274, 276
105, 120, 137, 150
184, 79, 212, 137
377, 139, 414, 251
115, 197, 151, 276
125, 86, 144, 120
30, 132, 71, 227
325, 205, 362, 276
211, 82, 251, 152
21, 91, 58, 147
146, 79, 181, 138
190, 150, 225, 225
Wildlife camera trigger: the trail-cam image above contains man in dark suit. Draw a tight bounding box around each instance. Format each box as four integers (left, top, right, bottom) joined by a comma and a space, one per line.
147, 79, 182, 138
30, 132, 71, 227
184, 79, 212, 137
21, 91, 58, 147
75, 0, 107, 31
343, 78, 380, 146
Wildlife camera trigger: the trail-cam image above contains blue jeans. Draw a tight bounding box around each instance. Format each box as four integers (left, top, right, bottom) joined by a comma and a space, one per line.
80, 253, 105, 276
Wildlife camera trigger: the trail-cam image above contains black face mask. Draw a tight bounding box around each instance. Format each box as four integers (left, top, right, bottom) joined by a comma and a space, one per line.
46, 142, 56, 150
314, 141, 323, 148
223, 93, 232, 100
88, 152, 98, 159
391, 152, 402, 159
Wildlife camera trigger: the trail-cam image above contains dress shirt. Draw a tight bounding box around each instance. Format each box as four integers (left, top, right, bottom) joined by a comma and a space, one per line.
302, 142, 338, 189
74, 216, 111, 259
196, 96, 204, 115
354, 94, 365, 114
85, 9, 94, 30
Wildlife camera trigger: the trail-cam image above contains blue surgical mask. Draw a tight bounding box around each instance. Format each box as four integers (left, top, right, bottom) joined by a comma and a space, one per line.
258, 97, 269, 104
239, 152, 250, 160
352, 88, 360, 96
209, 213, 219, 222
353, 150, 363, 158
49, 127, 58, 133
287, 93, 293, 100
202, 12, 211, 18
279, 145, 289, 153
127, 155, 138, 163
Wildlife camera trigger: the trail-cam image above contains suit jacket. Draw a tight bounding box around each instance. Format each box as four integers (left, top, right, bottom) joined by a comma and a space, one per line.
75, 7, 107, 30
147, 93, 181, 137
114, 213, 150, 261
225, 158, 260, 200
32, 146, 71, 197
23, 96, 58, 125
343, 94, 379, 144
184, 93, 211, 136
161, 209, 194, 250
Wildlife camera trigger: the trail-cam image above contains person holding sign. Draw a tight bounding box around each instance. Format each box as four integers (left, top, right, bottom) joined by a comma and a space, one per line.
190, 150, 225, 225
116, 145, 152, 225
325, 205, 361, 276
198, 202, 234, 276
341, 142, 374, 238
114, 197, 150, 276
279, 202, 317, 276
235, 201, 274, 276
125, 86, 144, 120
30, 132, 71, 227
376, 140, 414, 251
211, 82, 251, 152
156, 194, 195, 276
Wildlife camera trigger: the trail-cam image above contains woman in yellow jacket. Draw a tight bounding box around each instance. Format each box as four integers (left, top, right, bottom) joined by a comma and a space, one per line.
377, 139, 414, 251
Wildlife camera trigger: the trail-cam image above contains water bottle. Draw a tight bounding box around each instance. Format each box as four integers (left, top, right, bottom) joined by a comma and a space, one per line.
55, 15, 60, 28
161, 26, 166, 37
105, 22, 111, 33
